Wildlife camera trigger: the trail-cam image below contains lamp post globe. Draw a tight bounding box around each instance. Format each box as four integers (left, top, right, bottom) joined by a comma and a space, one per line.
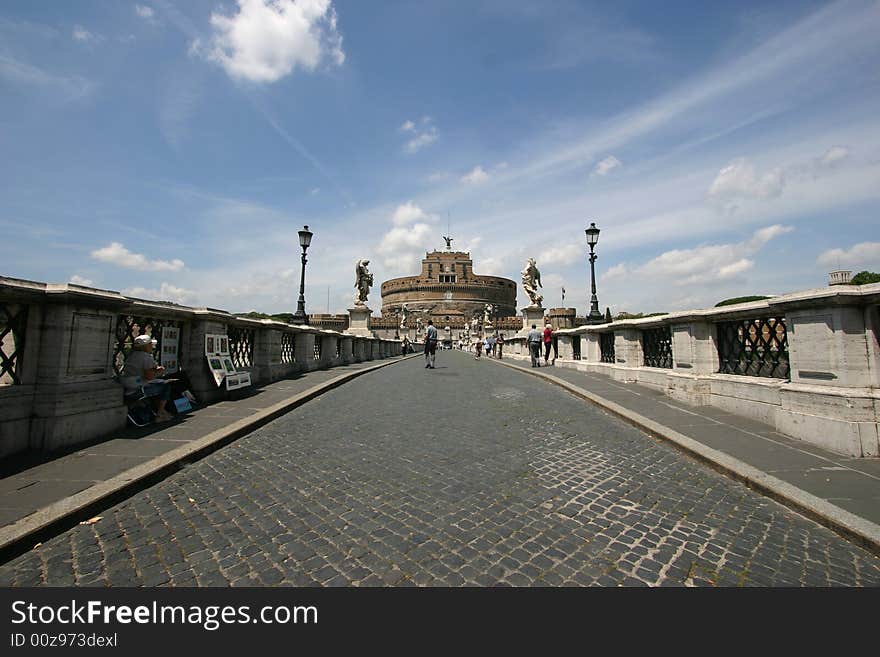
585, 222, 604, 324
292, 225, 313, 325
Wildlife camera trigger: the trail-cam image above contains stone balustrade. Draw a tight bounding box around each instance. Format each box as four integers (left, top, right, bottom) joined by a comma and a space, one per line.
504, 283, 880, 458
0, 277, 402, 458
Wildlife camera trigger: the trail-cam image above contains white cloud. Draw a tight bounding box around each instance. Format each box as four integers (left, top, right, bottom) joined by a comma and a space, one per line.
474, 255, 505, 276
159, 70, 201, 149
508, 1, 880, 184
72, 25, 98, 42
539, 243, 583, 266
820, 145, 849, 166
196, 0, 345, 83
461, 166, 489, 185
310, 187, 320, 195
69, 275, 94, 286
122, 282, 197, 305
401, 117, 438, 153
747, 224, 793, 249
135, 5, 155, 20
717, 258, 753, 278
0, 54, 93, 99
405, 129, 438, 153
817, 241, 880, 268
593, 155, 622, 176
391, 201, 430, 226
636, 224, 793, 285
601, 263, 629, 281
91, 242, 185, 271
377, 223, 434, 272
708, 158, 785, 200
377, 202, 441, 272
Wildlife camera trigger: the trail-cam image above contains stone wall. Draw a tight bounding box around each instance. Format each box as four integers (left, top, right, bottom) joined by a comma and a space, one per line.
503, 284, 880, 458
0, 277, 402, 459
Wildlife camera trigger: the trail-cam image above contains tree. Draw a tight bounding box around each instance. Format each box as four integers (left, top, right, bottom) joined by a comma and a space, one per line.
850, 271, 880, 285
715, 296, 771, 307
614, 311, 667, 320
605, 307, 612, 323
235, 311, 297, 323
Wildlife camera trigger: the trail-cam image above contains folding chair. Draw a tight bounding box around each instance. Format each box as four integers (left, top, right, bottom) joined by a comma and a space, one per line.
124, 385, 155, 427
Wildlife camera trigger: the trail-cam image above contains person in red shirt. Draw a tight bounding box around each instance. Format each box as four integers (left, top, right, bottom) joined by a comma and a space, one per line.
543, 323, 554, 366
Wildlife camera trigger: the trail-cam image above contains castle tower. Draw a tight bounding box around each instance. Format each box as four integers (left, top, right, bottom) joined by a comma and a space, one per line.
380, 243, 517, 330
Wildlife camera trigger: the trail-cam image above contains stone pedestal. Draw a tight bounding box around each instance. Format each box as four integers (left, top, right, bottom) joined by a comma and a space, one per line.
345, 306, 373, 337
517, 306, 545, 337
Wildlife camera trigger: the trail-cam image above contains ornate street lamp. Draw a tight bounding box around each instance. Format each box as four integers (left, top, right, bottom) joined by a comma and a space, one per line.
291, 225, 313, 325
585, 222, 603, 324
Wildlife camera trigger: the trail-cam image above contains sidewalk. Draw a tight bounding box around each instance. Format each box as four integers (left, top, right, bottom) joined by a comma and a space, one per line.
491, 356, 880, 553
0, 356, 415, 561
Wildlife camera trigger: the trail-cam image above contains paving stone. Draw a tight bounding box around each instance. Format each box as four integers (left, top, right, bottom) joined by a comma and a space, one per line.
3, 352, 879, 588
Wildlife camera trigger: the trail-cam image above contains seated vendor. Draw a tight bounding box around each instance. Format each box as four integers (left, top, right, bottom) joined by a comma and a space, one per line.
121, 334, 173, 422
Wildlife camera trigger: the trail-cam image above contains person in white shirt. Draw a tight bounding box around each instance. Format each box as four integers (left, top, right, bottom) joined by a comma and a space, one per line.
121, 335, 173, 422
527, 324, 543, 367
424, 320, 438, 369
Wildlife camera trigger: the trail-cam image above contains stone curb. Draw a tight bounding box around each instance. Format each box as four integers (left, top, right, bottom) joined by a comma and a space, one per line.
0, 355, 420, 564
488, 356, 880, 556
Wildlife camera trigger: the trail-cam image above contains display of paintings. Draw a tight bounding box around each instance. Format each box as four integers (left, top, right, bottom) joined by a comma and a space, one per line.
225, 371, 251, 391
161, 326, 180, 374
207, 357, 225, 387
204, 333, 250, 390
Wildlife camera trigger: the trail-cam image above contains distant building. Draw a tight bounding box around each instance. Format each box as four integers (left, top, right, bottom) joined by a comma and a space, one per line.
308, 314, 349, 332
829, 270, 852, 286
380, 245, 517, 329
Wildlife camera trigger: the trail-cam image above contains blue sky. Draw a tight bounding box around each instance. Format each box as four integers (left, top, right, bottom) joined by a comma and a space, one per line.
1, 0, 878, 315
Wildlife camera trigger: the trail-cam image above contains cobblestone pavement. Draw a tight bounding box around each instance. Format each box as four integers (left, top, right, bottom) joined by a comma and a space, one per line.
2, 351, 879, 587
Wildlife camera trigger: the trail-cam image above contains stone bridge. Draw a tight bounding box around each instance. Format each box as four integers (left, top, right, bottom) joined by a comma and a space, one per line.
0, 276, 879, 587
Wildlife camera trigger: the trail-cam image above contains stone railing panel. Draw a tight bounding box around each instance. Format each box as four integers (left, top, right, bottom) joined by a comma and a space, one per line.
0, 277, 407, 459
530, 283, 880, 456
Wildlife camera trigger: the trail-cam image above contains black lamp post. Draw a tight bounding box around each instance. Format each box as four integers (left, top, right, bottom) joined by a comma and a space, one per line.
291, 225, 313, 325
585, 222, 603, 324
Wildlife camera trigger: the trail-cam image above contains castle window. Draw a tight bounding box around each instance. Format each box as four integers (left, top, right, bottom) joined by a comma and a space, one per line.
439, 274, 456, 283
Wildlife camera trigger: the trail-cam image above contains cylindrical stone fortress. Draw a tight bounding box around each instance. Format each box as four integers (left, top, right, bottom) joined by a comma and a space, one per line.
381, 249, 517, 325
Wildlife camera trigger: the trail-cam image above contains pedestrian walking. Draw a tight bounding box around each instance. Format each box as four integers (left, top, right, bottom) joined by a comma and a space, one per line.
424, 320, 438, 369
474, 336, 483, 359
543, 323, 554, 365
483, 336, 490, 357
527, 324, 542, 367
489, 334, 497, 357
497, 334, 505, 359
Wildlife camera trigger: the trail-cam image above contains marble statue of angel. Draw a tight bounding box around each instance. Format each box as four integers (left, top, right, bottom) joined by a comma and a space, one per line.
354, 259, 373, 306
399, 304, 410, 329
521, 257, 543, 307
